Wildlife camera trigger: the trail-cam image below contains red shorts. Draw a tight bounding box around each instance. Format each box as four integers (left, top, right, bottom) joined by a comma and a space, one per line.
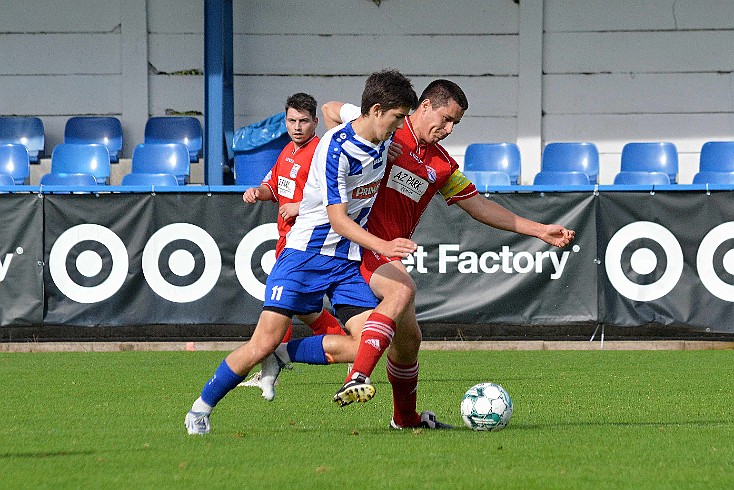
360, 249, 402, 284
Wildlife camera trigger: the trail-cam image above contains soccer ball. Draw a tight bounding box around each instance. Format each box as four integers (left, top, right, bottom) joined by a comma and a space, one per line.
460, 383, 513, 431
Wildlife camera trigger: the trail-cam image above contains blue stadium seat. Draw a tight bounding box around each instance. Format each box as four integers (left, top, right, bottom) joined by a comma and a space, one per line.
40, 172, 98, 186
613, 171, 670, 185
65, 116, 123, 163
692, 171, 734, 185
0, 143, 31, 184
51, 143, 110, 185
144, 116, 202, 162
541, 142, 599, 184
463, 170, 511, 192
0, 116, 44, 162
463, 143, 521, 185
131, 143, 190, 184
234, 132, 290, 186
121, 172, 179, 186
533, 170, 590, 186
620, 142, 678, 184
0, 174, 16, 186
698, 141, 734, 173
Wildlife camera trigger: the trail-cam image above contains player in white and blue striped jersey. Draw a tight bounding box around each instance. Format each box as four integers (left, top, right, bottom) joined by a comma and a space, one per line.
186, 70, 418, 435
284, 117, 389, 260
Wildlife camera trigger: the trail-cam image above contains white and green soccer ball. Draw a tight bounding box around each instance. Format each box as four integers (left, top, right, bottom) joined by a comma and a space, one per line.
460, 382, 513, 431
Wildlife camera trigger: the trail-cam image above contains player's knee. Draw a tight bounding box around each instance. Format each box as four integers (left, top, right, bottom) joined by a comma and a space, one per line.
390, 280, 416, 309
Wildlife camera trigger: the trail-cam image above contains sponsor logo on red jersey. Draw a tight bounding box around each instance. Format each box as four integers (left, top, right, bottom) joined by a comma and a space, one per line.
352, 181, 380, 199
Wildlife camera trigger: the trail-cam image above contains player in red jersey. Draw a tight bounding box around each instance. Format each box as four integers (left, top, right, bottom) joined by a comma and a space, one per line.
240, 93, 344, 387
260, 81, 574, 430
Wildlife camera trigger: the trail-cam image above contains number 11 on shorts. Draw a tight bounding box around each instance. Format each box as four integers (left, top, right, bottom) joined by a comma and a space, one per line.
270, 285, 284, 301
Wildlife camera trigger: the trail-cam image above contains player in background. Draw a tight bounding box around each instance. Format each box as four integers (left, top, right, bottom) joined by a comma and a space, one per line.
260, 79, 575, 430
239, 93, 345, 388
185, 69, 419, 435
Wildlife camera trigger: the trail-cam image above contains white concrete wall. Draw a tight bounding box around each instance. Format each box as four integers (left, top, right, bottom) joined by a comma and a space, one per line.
1, 0, 733, 184
543, 0, 734, 184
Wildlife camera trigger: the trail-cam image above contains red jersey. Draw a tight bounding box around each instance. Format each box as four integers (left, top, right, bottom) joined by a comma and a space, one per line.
361, 117, 478, 281
262, 135, 319, 256
367, 116, 477, 241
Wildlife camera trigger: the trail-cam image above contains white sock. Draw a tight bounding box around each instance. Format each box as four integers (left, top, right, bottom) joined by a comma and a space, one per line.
191, 396, 213, 414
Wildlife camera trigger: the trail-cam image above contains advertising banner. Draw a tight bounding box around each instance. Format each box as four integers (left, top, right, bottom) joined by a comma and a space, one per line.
410, 193, 598, 324
599, 191, 734, 332
0, 195, 44, 325
43, 193, 277, 326
2, 189, 729, 333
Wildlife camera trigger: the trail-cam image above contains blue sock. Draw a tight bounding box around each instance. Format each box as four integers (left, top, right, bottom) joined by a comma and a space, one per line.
286, 335, 328, 365
200, 359, 246, 407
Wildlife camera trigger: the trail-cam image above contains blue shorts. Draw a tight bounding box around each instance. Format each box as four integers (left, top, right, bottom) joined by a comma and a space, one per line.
263, 248, 379, 314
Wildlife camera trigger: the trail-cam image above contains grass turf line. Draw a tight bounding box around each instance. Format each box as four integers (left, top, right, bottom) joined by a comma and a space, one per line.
1, 350, 734, 489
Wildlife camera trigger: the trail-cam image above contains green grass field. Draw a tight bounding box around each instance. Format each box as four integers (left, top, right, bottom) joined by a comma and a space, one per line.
2, 349, 734, 489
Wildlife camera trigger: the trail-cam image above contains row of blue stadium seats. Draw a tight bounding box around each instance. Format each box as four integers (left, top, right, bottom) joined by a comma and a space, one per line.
0, 142, 190, 187
0, 115, 203, 164
4, 139, 734, 189
4, 113, 734, 189
464, 141, 734, 190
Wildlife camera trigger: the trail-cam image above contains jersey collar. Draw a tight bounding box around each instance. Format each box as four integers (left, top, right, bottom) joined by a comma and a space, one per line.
291, 134, 317, 155
405, 115, 427, 157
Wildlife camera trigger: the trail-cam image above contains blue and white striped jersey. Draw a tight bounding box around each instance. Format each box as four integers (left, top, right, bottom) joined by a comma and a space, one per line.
284, 120, 390, 261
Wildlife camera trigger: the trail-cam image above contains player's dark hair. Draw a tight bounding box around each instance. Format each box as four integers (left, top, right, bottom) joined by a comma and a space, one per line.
419, 79, 469, 111
286, 93, 318, 119
360, 69, 418, 115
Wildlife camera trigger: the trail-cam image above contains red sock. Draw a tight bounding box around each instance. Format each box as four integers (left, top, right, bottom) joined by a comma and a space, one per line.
281, 321, 293, 343
308, 310, 345, 336
346, 312, 395, 381
387, 358, 420, 427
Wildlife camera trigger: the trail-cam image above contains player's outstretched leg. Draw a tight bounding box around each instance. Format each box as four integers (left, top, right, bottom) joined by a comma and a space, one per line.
185, 310, 291, 434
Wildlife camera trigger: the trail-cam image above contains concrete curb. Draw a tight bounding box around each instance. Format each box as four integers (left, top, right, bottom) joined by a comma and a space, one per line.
2, 340, 734, 353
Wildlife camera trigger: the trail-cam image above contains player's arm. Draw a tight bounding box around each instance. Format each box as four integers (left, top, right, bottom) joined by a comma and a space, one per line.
243, 184, 275, 203
321, 102, 345, 130
326, 203, 417, 258
456, 194, 575, 248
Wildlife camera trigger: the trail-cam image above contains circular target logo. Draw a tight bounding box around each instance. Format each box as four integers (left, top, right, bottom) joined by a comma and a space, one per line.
142, 223, 221, 302
235, 223, 278, 301
605, 221, 683, 301
697, 222, 734, 301
49, 224, 128, 303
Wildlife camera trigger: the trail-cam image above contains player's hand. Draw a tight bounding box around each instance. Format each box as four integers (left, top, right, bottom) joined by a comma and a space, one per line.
540, 225, 575, 248
379, 238, 418, 259
387, 142, 403, 163
279, 202, 300, 223
243, 187, 259, 203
